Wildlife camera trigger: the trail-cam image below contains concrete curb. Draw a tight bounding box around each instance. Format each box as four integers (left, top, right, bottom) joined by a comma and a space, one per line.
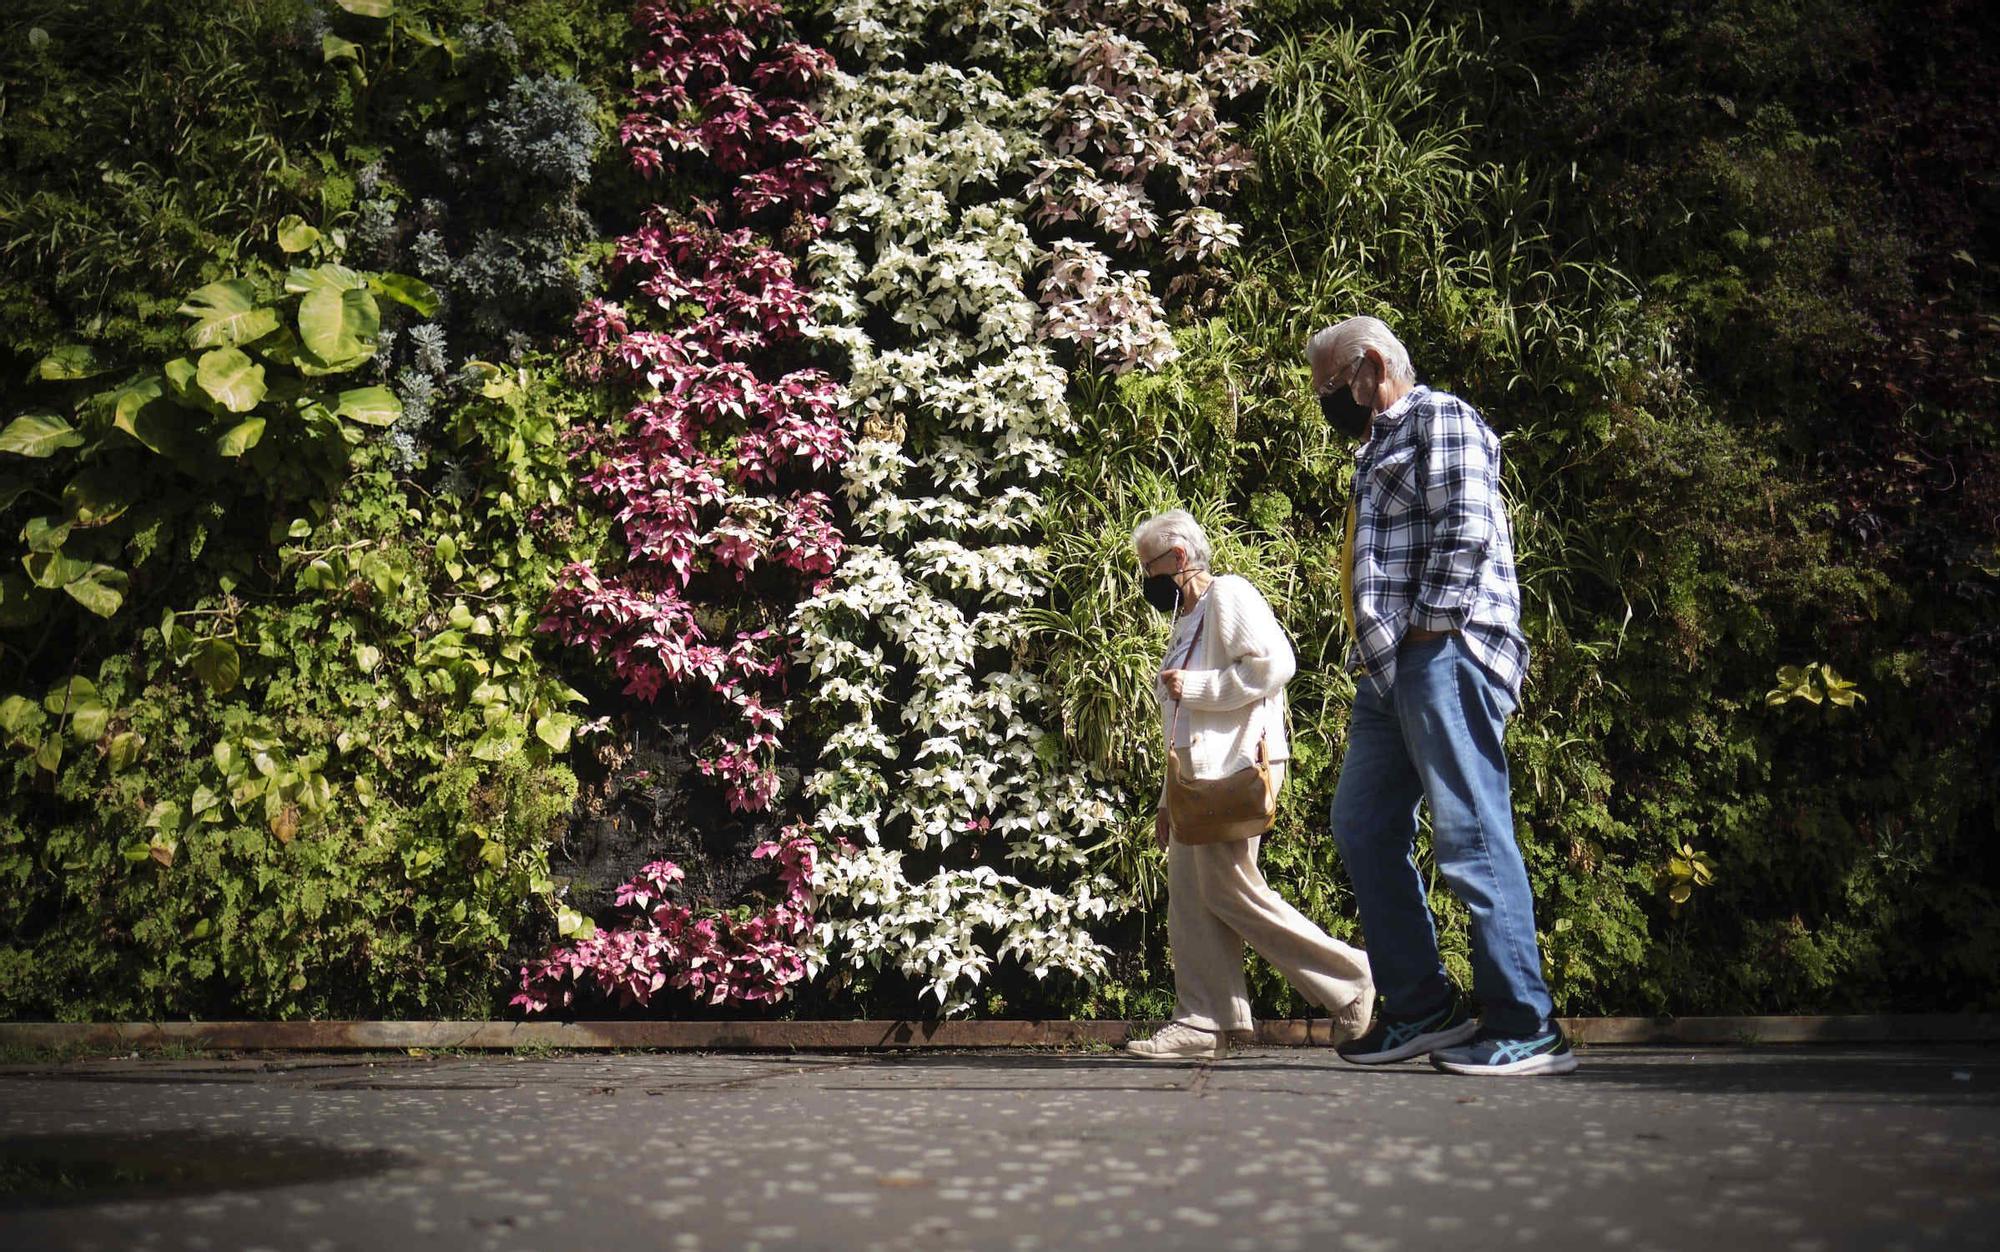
3, 1015, 1998, 1052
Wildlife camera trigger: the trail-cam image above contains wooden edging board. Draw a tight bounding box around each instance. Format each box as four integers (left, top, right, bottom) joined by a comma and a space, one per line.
2, 1015, 1997, 1052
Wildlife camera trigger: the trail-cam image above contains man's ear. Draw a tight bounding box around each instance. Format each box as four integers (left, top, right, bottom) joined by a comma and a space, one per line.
1359, 349, 1387, 398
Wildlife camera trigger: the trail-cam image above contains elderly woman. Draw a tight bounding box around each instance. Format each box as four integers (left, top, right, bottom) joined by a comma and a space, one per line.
1125, 509, 1376, 1060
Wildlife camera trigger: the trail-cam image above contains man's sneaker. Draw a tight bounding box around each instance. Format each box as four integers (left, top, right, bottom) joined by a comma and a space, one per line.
1335, 992, 1478, 1065
1125, 1021, 1228, 1061
1430, 1024, 1578, 1076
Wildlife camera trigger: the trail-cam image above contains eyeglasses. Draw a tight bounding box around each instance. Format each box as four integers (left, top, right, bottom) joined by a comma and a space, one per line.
1317, 364, 1358, 396
1318, 355, 1374, 395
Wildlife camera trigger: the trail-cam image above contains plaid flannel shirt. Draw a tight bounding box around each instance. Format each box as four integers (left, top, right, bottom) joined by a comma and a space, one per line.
1345, 384, 1529, 704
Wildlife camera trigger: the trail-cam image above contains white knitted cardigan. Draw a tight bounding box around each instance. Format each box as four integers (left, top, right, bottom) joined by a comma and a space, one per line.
1156, 573, 1294, 785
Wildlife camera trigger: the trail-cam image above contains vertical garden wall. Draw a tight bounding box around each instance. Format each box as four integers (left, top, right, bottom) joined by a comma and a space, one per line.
1, 0, 1994, 1022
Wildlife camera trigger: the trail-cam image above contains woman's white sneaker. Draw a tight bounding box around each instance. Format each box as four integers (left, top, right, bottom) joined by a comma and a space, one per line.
1125, 1021, 1228, 1060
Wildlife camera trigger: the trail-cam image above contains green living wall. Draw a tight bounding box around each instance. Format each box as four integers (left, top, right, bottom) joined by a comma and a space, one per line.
1, 0, 1995, 1022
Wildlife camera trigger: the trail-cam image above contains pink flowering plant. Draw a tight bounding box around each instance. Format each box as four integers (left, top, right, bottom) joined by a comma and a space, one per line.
521, 0, 846, 1014
512, 829, 818, 1011
543, 1, 845, 816
621, 0, 832, 221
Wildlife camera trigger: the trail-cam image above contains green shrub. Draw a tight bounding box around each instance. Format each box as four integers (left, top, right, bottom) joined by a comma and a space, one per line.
0, 351, 600, 1019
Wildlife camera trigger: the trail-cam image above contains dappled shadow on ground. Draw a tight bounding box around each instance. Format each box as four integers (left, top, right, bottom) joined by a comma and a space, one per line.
0, 1131, 409, 1210
1554, 1048, 2000, 1107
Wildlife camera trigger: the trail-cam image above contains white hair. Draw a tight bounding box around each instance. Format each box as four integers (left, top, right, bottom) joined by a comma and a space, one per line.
1132, 509, 1212, 570
1307, 315, 1416, 385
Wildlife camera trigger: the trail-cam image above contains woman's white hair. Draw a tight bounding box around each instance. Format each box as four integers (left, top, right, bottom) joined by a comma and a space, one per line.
1307, 315, 1416, 385
1132, 509, 1213, 570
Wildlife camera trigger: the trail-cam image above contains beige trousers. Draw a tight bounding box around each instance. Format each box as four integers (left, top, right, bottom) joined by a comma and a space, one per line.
1167, 764, 1374, 1032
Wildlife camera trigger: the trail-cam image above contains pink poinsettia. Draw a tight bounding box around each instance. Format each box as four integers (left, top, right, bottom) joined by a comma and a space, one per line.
624, 0, 833, 216
527, 0, 844, 1019
512, 830, 819, 1014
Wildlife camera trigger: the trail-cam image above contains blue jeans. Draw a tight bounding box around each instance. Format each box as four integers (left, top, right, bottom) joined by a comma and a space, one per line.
1330, 632, 1554, 1037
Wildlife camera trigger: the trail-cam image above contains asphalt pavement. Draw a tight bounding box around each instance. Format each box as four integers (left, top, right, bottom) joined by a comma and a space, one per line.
2, 1044, 1996, 1252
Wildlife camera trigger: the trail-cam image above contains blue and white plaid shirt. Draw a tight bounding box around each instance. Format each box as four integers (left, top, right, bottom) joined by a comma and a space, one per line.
1345, 384, 1529, 704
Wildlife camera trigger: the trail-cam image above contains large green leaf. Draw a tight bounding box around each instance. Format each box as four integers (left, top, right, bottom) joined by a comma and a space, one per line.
43, 675, 98, 715
34, 345, 112, 381
276, 215, 322, 254
177, 278, 254, 320
21, 515, 72, 554
365, 272, 440, 317
321, 32, 362, 65
178, 279, 278, 349
105, 371, 174, 451
292, 357, 362, 380
331, 0, 394, 16
62, 565, 128, 618
108, 371, 164, 421
242, 326, 314, 374
297, 286, 380, 365
113, 398, 181, 456
534, 712, 576, 752
214, 417, 267, 458
191, 639, 241, 694
395, 15, 449, 49
333, 385, 401, 427
0, 413, 85, 458
22, 550, 89, 590
108, 731, 142, 771
66, 696, 111, 740
162, 356, 200, 403
190, 307, 280, 351
285, 264, 368, 295
0, 694, 41, 737
195, 348, 267, 413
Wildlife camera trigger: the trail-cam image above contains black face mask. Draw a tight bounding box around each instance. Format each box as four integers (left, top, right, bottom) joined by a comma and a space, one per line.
1320, 388, 1373, 439
1142, 572, 1181, 613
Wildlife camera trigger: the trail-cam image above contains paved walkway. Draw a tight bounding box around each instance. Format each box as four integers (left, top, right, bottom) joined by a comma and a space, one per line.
2, 1045, 1995, 1251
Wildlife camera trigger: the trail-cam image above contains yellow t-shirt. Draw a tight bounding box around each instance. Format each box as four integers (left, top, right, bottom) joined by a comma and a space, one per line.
1341, 494, 1359, 643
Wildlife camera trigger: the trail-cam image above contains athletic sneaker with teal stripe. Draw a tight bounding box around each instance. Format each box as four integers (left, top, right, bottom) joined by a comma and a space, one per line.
1430, 1023, 1578, 1076
1335, 991, 1479, 1065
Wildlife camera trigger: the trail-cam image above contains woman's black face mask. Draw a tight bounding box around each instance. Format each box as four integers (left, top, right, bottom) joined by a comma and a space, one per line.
1142, 572, 1181, 613
1320, 386, 1372, 439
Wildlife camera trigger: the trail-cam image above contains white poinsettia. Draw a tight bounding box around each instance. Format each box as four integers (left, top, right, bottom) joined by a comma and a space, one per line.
794, 0, 1261, 1015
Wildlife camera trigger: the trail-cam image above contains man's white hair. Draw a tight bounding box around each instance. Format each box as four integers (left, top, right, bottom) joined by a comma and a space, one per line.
1307, 315, 1416, 385
1132, 509, 1213, 570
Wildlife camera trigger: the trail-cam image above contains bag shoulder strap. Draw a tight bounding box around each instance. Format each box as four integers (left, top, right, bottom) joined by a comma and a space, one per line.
1166, 610, 1207, 742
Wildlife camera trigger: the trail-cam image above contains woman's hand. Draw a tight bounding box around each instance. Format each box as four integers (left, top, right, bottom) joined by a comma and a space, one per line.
1155, 808, 1171, 849
1160, 668, 1186, 699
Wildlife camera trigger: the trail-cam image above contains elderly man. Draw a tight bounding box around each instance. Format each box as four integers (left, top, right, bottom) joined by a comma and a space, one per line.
1310, 316, 1574, 1076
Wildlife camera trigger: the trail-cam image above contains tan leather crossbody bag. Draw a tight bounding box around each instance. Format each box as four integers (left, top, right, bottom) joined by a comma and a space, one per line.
1163, 614, 1278, 845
